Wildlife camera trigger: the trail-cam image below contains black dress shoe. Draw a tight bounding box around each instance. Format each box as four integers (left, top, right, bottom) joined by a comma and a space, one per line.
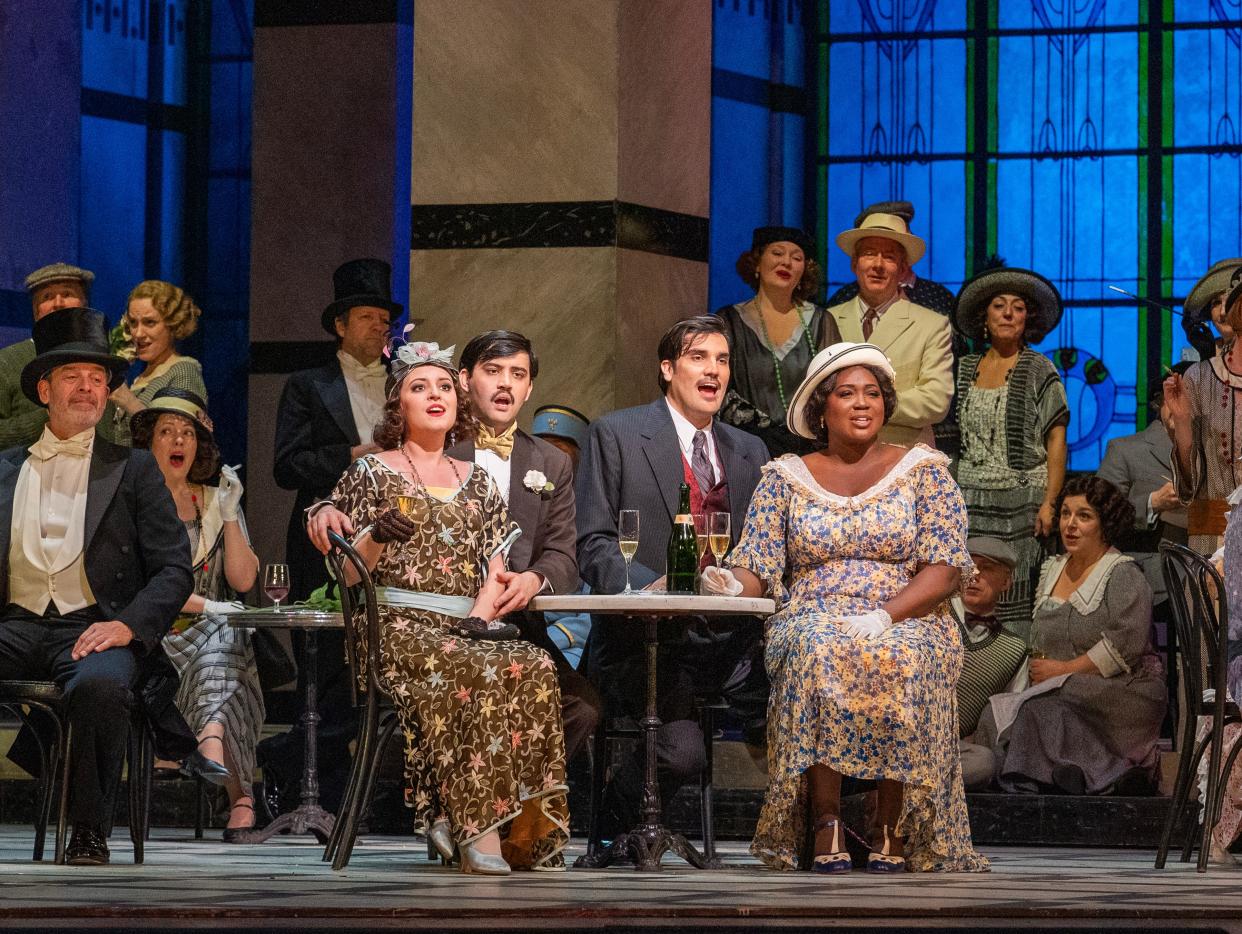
180, 749, 231, 786
65, 825, 110, 866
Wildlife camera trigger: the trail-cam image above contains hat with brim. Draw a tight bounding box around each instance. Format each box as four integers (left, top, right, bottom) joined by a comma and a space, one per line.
966, 536, 1018, 571
835, 212, 926, 265
786, 341, 897, 440
1224, 265, 1242, 327
129, 387, 214, 445
953, 267, 1063, 344
1185, 258, 1242, 322
321, 257, 403, 335
531, 404, 590, 449
20, 307, 127, 405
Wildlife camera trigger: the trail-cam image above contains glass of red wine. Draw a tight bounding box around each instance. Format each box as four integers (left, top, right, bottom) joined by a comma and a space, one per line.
263, 563, 290, 611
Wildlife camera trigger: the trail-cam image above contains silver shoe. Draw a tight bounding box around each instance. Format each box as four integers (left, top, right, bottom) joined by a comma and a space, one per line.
460, 842, 511, 875
428, 818, 456, 863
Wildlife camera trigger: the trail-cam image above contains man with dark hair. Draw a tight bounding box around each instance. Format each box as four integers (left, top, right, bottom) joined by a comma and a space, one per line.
0, 307, 193, 864
264, 258, 400, 814
576, 314, 769, 834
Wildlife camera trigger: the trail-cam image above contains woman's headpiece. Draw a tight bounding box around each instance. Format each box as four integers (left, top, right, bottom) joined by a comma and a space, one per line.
385, 327, 457, 398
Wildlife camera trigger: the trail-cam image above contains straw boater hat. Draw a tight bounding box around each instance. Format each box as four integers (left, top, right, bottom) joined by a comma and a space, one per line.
1184, 258, 1242, 322
23, 262, 95, 295
834, 213, 926, 265
785, 341, 896, 440
20, 307, 127, 405
953, 266, 1063, 344
321, 258, 403, 335
130, 387, 214, 445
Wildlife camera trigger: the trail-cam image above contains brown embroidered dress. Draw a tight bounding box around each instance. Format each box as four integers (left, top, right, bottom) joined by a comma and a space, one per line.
330, 455, 568, 868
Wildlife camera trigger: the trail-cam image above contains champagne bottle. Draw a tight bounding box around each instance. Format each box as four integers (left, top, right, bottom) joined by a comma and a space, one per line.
666, 482, 698, 594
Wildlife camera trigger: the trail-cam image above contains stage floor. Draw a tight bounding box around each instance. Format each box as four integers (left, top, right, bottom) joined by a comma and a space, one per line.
0, 828, 1239, 932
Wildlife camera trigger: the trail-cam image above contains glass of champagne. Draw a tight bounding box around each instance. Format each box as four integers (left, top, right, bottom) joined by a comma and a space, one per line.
618, 510, 640, 595
396, 493, 417, 518
264, 563, 290, 611
692, 513, 709, 563
709, 512, 731, 567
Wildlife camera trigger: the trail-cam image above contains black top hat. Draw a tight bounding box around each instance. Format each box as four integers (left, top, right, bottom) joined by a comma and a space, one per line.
20, 307, 128, 405
321, 258, 404, 335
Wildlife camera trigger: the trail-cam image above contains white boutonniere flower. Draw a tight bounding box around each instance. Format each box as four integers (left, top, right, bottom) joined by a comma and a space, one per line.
523, 469, 554, 494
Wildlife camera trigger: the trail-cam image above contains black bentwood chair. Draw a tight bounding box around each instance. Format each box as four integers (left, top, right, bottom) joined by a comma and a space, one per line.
321, 531, 401, 871
1155, 542, 1242, 872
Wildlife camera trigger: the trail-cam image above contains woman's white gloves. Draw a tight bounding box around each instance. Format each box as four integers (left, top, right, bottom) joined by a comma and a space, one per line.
217, 465, 244, 522
840, 608, 893, 640
203, 599, 246, 616
700, 566, 744, 596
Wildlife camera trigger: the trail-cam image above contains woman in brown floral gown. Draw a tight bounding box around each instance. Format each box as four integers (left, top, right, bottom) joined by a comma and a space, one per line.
328, 341, 568, 874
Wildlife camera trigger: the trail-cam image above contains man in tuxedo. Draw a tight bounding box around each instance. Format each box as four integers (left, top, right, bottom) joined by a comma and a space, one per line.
0, 307, 192, 864
826, 212, 954, 448
265, 258, 400, 812
576, 315, 769, 832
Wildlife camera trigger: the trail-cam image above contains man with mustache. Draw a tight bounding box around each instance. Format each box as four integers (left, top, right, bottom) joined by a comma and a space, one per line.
576, 315, 769, 838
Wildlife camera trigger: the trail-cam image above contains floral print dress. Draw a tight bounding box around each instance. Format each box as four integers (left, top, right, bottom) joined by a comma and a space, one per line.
330, 455, 568, 868
730, 446, 988, 872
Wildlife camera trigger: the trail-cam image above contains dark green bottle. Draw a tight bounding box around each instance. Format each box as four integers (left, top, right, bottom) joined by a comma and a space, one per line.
666, 482, 698, 594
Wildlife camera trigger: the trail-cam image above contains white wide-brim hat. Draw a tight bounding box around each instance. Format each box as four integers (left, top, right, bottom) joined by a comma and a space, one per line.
1186, 258, 1242, 321
786, 341, 897, 440
835, 212, 926, 265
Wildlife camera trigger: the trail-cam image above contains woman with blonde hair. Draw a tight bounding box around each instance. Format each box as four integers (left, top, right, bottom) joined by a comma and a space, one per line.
107, 279, 207, 444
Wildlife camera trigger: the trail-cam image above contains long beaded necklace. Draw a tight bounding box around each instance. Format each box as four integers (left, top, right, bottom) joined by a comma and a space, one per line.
400, 444, 464, 546
752, 297, 817, 414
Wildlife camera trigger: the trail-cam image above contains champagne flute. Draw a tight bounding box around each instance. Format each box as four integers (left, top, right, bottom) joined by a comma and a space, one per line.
709, 512, 731, 566
264, 563, 290, 611
396, 493, 417, 518
618, 510, 640, 595
692, 513, 709, 563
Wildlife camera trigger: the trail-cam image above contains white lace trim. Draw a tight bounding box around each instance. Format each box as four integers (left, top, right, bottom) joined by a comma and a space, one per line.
1033, 549, 1133, 617
770, 444, 949, 507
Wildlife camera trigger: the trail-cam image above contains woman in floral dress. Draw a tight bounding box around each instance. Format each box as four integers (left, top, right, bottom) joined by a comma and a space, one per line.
328, 341, 568, 875
704, 342, 987, 873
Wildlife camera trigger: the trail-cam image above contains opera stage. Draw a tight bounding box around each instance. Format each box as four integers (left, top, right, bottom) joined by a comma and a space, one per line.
0, 830, 1239, 933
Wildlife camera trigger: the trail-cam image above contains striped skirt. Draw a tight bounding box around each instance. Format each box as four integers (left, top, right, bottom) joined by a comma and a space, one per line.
962, 482, 1047, 643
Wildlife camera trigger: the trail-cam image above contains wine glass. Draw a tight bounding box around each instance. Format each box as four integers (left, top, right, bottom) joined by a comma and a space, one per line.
396, 493, 417, 518
692, 513, 709, 563
709, 512, 731, 566
264, 563, 290, 611
618, 510, 640, 595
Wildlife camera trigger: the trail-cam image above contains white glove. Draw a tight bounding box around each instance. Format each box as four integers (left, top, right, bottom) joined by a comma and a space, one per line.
216, 464, 244, 521
202, 599, 246, 617
700, 566, 743, 596
840, 609, 893, 640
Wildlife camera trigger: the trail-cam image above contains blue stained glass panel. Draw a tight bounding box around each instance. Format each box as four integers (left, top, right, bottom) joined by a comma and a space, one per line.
826, 0, 966, 33
162, 3, 189, 106
997, 1, 1140, 29
160, 132, 186, 286
713, 1, 774, 78
1172, 0, 1242, 22
1171, 154, 1242, 294
82, 3, 147, 96
79, 117, 145, 320
710, 97, 769, 309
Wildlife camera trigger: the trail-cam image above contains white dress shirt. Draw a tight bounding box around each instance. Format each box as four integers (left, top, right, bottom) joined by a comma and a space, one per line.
9, 426, 97, 615
337, 350, 387, 442
665, 399, 721, 483
474, 448, 513, 505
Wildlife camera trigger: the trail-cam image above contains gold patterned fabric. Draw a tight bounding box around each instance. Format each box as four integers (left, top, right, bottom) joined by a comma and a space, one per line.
330, 455, 568, 868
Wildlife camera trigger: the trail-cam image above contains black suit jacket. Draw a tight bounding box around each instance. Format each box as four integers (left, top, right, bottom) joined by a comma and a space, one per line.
274, 358, 361, 598
450, 429, 578, 593
576, 398, 769, 596
0, 437, 193, 654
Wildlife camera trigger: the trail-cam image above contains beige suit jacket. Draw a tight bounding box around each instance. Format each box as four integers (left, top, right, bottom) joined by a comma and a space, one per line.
827, 297, 954, 447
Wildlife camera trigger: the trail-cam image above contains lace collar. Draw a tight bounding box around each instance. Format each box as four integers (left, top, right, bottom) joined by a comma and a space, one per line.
1033, 548, 1132, 616
772, 444, 947, 507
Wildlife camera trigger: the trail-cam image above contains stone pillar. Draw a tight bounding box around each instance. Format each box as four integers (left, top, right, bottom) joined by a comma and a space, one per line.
409, 0, 711, 419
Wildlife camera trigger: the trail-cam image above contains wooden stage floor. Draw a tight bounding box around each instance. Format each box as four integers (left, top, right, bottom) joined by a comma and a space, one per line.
0, 828, 1239, 932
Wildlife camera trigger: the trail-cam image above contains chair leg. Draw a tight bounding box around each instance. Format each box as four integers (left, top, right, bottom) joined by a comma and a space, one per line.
1181, 734, 1213, 863
53, 728, 72, 865
585, 721, 608, 860
195, 776, 206, 840
335, 716, 398, 871
1156, 713, 1198, 868
27, 711, 56, 862
327, 706, 373, 864
127, 724, 147, 865
698, 705, 716, 864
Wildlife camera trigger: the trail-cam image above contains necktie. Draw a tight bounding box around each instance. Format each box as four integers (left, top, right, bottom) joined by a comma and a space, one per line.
28, 433, 92, 461
476, 423, 517, 460
862, 306, 880, 341
965, 611, 999, 632
691, 430, 715, 492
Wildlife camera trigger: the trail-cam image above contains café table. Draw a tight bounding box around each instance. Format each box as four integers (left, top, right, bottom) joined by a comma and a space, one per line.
528, 593, 774, 871
223, 607, 341, 844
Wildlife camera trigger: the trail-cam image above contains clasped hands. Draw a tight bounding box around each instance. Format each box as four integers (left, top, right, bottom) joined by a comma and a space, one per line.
700, 568, 891, 639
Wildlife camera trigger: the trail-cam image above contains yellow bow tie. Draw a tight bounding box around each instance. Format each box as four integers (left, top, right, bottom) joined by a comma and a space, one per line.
476, 423, 516, 460
29, 433, 93, 461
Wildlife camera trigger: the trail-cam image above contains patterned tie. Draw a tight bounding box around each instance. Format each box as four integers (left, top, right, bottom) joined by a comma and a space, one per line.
691, 430, 715, 492
862, 306, 880, 341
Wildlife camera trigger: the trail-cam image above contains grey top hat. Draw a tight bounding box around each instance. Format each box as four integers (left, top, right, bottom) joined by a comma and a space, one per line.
23, 262, 95, 294
966, 536, 1018, 570
953, 266, 1063, 344
1185, 258, 1242, 322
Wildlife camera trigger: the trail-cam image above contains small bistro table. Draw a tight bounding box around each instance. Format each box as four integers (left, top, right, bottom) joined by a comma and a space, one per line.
528, 593, 774, 871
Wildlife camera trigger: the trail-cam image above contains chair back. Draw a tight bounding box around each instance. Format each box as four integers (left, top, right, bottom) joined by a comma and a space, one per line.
326, 531, 387, 706
1160, 541, 1229, 708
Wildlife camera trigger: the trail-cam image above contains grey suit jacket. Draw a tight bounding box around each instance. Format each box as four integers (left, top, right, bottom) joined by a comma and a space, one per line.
576, 398, 769, 596
449, 429, 578, 594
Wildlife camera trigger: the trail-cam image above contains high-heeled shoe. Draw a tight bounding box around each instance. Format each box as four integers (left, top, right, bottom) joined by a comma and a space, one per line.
222, 802, 256, 844
810, 817, 851, 874
428, 818, 456, 863
866, 825, 906, 873
460, 841, 511, 875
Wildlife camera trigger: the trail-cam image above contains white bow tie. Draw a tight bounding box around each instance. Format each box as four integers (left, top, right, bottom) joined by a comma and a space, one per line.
29, 433, 92, 461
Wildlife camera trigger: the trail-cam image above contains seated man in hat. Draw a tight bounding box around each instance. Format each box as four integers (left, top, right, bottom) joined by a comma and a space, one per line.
826, 210, 954, 448
953, 537, 1029, 790
0, 307, 193, 864
0, 263, 94, 450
